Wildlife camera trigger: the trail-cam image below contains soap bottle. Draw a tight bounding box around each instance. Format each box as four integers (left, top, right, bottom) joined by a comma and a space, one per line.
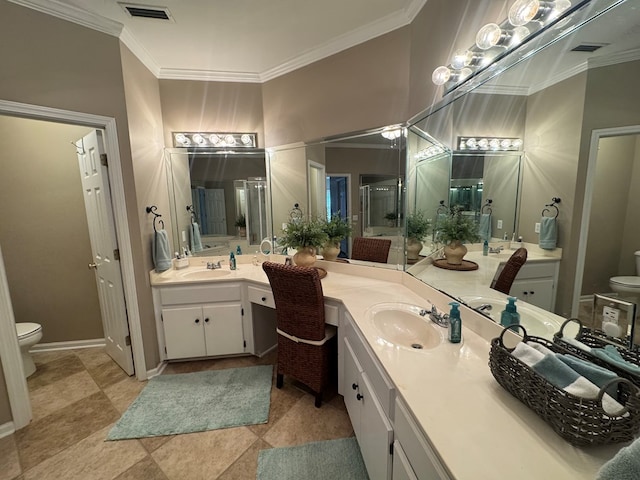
448, 302, 462, 344
236, 245, 242, 255
229, 251, 237, 270
500, 297, 520, 328
483, 240, 489, 256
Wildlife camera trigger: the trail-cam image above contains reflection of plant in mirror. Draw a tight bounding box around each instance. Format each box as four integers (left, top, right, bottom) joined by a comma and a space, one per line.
234, 213, 246, 228
406, 211, 431, 241
279, 217, 328, 250
384, 212, 398, 221
435, 206, 480, 244
322, 214, 352, 243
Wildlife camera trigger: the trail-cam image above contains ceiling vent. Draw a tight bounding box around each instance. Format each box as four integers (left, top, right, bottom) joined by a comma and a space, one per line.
570, 43, 608, 52
119, 3, 174, 21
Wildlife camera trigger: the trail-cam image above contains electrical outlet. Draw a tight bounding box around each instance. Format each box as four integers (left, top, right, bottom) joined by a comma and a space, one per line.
497, 220, 503, 229
603, 305, 620, 324
535, 222, 541, 234
181, 230, 187, 242
352, 214, 358, 221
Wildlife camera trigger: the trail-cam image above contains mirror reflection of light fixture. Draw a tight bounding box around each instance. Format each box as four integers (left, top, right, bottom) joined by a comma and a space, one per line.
172, 132, 257, 148
415, 144, 446, 161
458, 136, 523, 151
381, 127, 402, 140
509, 0, 572, 27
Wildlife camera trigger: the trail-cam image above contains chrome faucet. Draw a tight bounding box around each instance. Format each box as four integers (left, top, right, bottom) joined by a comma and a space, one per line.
476, 304, 493, 313
420, 304, 449, 328
206, 261, 222, 269
488, 245, 504, 254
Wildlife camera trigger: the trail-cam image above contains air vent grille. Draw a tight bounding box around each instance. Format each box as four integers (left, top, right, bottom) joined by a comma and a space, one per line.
119, 3, 173, 21
571, 43, 607, 52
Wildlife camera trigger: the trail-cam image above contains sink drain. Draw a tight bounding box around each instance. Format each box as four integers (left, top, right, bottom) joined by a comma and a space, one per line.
411, 343, 423, 350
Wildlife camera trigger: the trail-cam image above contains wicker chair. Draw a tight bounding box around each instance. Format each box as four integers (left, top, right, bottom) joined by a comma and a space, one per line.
351, 237, 392, 263
491, 247, 528, 295
262, 261, 336, 407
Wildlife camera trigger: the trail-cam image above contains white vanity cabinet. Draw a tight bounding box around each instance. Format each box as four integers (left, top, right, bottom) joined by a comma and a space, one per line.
509, 261, 559, 310
341, 312, 394, 480
158, 283, 246, 360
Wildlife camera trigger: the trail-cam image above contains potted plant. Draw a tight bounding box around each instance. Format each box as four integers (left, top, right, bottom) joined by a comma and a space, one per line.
321, 214, 352, 261
278, 217, 328, 266
406, 211, 431, 261
384, 211, 398, 227
235, 213, 246, 238
435, 206, 480, 265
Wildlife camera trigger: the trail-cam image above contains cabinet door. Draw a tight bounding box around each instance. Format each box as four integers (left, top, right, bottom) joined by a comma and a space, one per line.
343, 338, 364, 439
359, 370, 393, 480
162, 306, 206, 359
510, 278, 554, 310
203, 303, 245, 356
392, 441, 418, 480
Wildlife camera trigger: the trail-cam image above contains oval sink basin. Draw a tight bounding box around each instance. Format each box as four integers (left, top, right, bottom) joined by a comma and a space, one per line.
176, 268, 231, 280
367, 303, 445, 350
460, 295, 562, 339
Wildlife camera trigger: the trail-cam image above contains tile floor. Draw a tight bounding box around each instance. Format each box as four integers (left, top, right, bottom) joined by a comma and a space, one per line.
1, 348, 354, 480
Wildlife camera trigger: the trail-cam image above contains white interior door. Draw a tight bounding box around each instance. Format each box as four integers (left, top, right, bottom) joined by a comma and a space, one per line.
76, 130, 134, 375
205, 189, 226, 234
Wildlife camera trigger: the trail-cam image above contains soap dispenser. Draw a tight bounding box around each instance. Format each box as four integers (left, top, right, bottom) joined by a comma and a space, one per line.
448, 302, 462, 344
229, 251, 237, 270
500, 297, 520, 328
483, 240, 489, 256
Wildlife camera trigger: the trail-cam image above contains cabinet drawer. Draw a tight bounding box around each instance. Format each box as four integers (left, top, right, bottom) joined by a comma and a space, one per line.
394, 398, 451, 480
160, 283, 241, 305
344, 313, 395, 419
248, 285, 275, 309
514, 261, 557, 280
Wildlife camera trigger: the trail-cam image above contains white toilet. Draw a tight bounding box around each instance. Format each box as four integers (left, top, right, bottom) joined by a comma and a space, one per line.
16, 322, 43, 378
609, 251, 640, 300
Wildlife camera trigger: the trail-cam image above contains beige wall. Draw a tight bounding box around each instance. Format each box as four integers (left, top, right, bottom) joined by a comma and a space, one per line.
270, 146, 308, 238
0, 117, 102, 343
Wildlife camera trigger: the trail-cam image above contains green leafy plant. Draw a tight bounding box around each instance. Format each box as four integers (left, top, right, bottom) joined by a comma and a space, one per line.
435, 206, 480, 244
234, 213, 246, 228
279, 217, 328, 250
406, 210, 431, 242
322, 214, 352, 243
384, 212, 398, 221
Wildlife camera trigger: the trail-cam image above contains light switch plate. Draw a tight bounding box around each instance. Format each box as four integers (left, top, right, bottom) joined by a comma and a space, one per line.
497, 220, 503, 229
535, 222, 541, 233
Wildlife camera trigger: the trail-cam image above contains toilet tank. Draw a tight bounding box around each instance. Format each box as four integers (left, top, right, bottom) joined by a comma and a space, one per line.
635, 251, 640, 275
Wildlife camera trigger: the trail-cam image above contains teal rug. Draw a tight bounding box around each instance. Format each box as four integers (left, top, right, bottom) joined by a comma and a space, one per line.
257, 437, 369, 480
107, 365, 272, 440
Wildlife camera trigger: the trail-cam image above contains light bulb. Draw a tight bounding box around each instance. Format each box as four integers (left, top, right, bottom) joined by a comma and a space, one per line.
500, 139, 512, 149
451, 50, 472, 70
478, 138, 489, 150
458, 67, 473, 81
432, 66, 451, 85
548, 0, 571, 21
224, 134, 236, 145
466, 138, 477, 149
476, 23, 503, 50
512, 139, 523, 149
511, 26, 531, 45
175, 133, 187, 145
192, 134, 205, 145
240, 134, 252, 145
209, 134, 220, 145
509, 0, 540, 26
489, 139, 501, 150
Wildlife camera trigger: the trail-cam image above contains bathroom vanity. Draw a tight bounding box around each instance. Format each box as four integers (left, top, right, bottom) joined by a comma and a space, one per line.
150, 256, 619, 479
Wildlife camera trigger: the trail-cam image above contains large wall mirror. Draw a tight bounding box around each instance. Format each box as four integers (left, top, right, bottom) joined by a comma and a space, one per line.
269, 126, 406, 266
165, 148, 271, 257
405, 0, 640, 320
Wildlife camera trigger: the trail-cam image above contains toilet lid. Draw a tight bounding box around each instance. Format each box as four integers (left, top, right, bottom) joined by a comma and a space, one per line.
610, 276, 640, 287
16, 322, 42, 338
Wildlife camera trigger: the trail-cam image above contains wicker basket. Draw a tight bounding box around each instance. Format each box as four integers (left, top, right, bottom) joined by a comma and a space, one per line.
554, 318, 640, 389
489, 325, 640, 446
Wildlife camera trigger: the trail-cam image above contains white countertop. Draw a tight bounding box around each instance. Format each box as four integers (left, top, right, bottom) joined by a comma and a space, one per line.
150, 255, 620, 479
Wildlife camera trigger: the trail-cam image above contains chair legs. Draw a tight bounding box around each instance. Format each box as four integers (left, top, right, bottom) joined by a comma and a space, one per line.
276, 373, 284, 389
314, 392, 322, 408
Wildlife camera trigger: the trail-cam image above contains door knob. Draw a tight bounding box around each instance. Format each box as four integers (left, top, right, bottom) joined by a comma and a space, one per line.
88, 263, 98, 270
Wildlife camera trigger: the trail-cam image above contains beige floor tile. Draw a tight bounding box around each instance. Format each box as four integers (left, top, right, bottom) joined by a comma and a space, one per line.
138, 435, 175, 454
152, 427, 257, 480
30, 350, 75, 366
218, 438, 271, 480
263, 395, 354, 448
87, 360, 131, 390
16, 392, 120, 471
73, 348, 112, 370
102, 376, 147, 414
0, 435, 22, 480
22, 426, 147, 480
113, 456, 169, 480
29, 370, 100, 421
27, 354, 86, 391
247, 383, 304, 438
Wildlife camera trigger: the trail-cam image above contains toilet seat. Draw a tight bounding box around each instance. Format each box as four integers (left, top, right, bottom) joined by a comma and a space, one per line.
16, 322, 42, 340
610, 276, 640, 288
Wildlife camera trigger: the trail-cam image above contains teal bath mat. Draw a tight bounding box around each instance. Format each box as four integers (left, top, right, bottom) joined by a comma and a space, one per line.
257, 437, 369, 480
107, 365, 272, 440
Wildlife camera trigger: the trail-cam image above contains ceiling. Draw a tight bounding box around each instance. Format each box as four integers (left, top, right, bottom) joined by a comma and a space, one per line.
11, 0, 424, 82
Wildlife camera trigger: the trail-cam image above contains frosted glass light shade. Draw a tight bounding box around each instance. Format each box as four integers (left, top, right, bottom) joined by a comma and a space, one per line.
451, 50, 472, 69
432, 66, 451, 85
476, 23, 502, 50
509, 0, 541, 26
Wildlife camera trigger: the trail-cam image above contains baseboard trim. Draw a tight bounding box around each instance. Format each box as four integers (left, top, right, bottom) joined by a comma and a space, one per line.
0, 421, 15, 439
31, 338, 106, 352
147, 361, 167, 379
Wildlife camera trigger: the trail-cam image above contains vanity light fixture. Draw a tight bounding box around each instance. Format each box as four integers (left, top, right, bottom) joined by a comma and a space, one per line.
458, 136, 523, 152
380, 126, 402, 140
415, 144, 447, 161
172, 132, 257, 148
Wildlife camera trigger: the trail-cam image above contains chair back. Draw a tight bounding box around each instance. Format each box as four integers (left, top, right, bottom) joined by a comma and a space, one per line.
351, 237, 392, 263
262, 262, 326, 341
491, 248, 528, 295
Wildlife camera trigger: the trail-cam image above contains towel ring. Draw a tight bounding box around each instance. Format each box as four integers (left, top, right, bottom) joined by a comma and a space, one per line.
186, 205, 196, 224
481, 199, 493, 215
436, 200, 449, 216
542, 197, 561, 219
289, 203, 303, 222
146, 205, 164, 232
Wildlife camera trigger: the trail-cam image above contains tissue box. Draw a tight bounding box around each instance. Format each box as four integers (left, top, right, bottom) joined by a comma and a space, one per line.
173, 257, 189, 270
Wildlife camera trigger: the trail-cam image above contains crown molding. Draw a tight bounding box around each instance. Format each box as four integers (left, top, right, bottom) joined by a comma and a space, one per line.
119, 27, 161, 77
474, 84, 530, 96
158, 69, 262, 83
588, 47, 640, 68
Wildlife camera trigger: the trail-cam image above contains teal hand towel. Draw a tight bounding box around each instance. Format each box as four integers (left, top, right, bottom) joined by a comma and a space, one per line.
597, 436, 640, 480
190, 222, 203, 253
538, 216, 557, 250
152, 229, 172, 273
592, 345, 640, 375
558, 354, 618, 397
479, 213, 492, 242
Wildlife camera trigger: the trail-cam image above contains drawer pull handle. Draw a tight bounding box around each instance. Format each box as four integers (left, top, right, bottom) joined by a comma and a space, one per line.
352, 383, 358, 390
195, 318, 200, 324
204, 318, 210, 323
356, 393, 364, 401
262, 297, 267, 302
